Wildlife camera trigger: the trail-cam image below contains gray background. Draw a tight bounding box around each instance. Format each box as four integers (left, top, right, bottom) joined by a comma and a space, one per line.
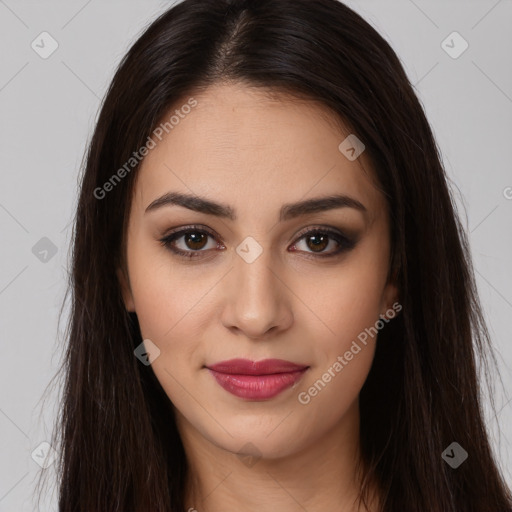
0, 0, 511, 509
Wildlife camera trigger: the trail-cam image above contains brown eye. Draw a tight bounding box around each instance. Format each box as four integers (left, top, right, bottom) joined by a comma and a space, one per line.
305, 233, 330, 253
159, 226, 221, 259
182, 232, 209, 251
290, 228, 356, 258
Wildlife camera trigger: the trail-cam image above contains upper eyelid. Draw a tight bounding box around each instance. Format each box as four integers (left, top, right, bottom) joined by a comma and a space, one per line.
163, 224, 346, 238
163, 225, 219, 241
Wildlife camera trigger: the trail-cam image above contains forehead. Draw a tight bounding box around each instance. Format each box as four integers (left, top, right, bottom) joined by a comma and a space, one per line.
132, 82, 384, 223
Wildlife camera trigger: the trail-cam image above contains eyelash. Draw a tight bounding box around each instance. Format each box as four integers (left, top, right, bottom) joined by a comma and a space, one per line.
158, 224, 357, 261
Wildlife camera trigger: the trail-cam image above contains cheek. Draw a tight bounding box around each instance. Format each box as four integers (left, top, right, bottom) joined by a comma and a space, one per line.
124, 246, 198, 397
130, 262, 207, 409
295, 264, 385, 418
127, 236, 214, 342
295, 251, 388, 347
296, 343, 375, 441
294, 241, 388, 401
131, 275, 209, 381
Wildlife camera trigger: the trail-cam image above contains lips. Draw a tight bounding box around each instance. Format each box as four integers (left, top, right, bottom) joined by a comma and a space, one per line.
207, 358, 308, 375
206, 358, 309, 400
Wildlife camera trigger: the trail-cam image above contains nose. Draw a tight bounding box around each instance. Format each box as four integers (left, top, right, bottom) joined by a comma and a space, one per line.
220, 245, 294, 340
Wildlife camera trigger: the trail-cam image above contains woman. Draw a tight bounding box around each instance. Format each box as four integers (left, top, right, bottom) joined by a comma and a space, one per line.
41, 0, 512, 510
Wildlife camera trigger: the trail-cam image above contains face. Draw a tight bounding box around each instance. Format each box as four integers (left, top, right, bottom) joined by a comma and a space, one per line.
118, 82, 398, 460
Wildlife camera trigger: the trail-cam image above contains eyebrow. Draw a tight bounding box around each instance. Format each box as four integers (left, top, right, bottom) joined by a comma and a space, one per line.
145, 191, 367, 222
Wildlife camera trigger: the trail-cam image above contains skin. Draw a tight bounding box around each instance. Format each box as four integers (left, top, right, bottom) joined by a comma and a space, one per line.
117, 82, 399, 512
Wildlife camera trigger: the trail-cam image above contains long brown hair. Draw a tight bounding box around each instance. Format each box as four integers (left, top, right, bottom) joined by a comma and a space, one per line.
37, 0, 512, 510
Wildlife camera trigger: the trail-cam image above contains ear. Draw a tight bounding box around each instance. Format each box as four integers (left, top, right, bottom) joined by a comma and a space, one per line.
117, 267, 136, 312
381, 269, 400, 318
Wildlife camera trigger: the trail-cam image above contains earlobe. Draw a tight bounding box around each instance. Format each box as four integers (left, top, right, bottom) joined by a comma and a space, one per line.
116, 267, 136, 312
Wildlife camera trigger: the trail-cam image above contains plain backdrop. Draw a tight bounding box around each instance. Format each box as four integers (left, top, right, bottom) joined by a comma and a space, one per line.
0, 1, 511, 510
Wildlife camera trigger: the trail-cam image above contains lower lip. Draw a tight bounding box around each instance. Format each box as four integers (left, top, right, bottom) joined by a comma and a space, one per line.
207, 368, 308, 400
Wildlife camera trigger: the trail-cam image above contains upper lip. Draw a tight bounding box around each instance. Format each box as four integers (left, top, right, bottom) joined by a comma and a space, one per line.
206, 358, 309, 375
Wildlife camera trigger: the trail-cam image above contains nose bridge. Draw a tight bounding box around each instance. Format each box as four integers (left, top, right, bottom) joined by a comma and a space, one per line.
235, 247, 276, 297
221, 238, 292, 337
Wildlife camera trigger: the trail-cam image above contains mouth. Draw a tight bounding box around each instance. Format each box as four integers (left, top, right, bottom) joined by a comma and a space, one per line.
205, 358, 310, 400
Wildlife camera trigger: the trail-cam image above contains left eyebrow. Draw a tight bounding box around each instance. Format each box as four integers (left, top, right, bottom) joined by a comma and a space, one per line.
144, 191, 367, 221
280, 194, 367, 221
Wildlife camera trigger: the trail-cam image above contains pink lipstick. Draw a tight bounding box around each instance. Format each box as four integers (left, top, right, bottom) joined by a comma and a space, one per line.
206, 358, 309, 400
